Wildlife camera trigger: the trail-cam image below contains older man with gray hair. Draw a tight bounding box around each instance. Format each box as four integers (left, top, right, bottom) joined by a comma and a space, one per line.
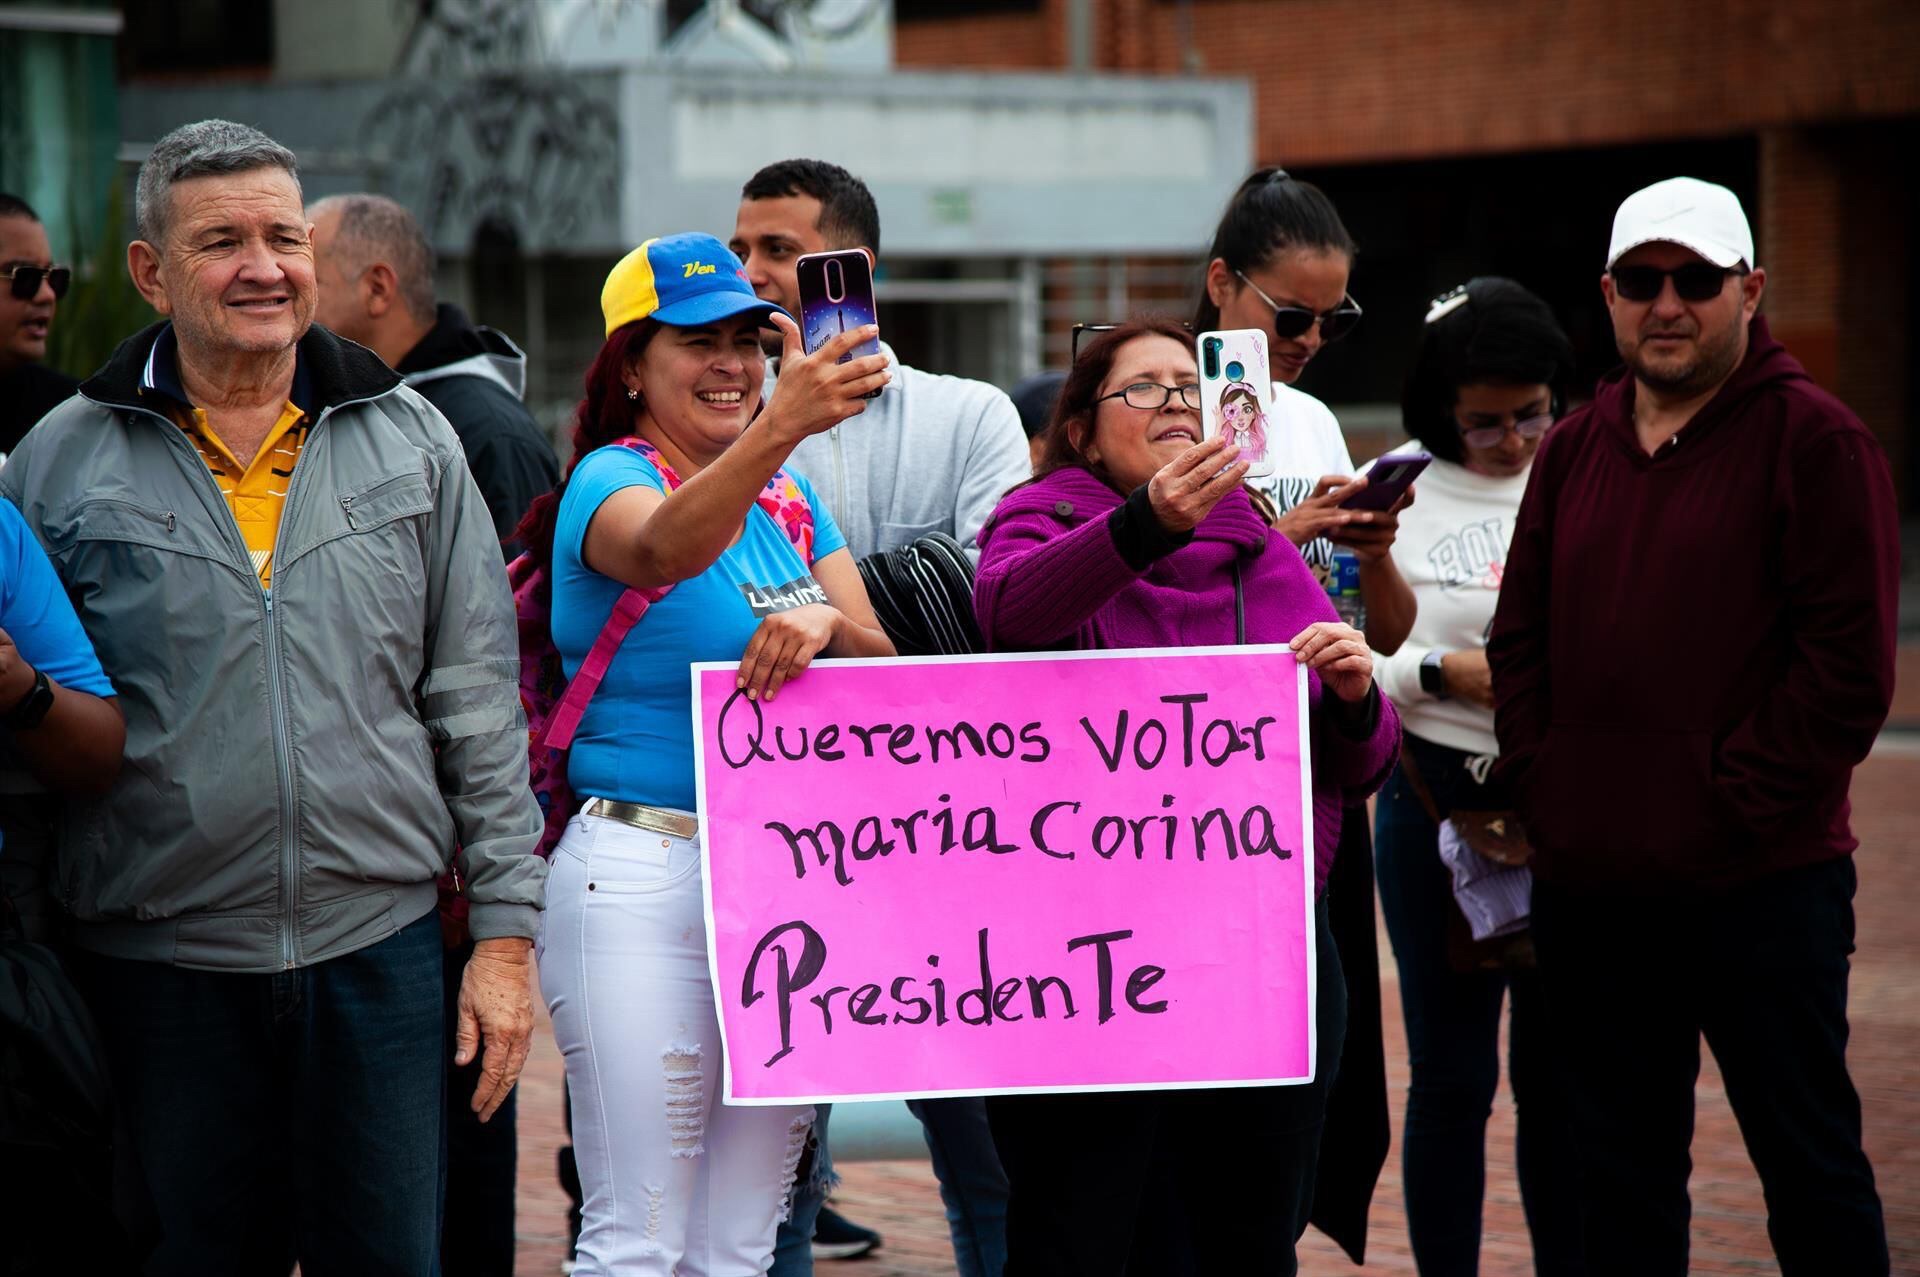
308, 193, 557, 551
1, 118, 544, 1274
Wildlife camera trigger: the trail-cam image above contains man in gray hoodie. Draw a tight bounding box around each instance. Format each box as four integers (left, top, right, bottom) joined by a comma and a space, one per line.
733, 158, 1027, 1277
732, 159, 1029, 564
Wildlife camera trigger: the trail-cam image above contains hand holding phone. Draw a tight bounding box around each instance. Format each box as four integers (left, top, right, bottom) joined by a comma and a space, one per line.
796, 249, 883, 399
1197, 328, 1275, 479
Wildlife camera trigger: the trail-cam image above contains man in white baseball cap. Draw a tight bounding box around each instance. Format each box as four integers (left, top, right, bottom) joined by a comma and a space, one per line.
1489, 176, 1896, 1273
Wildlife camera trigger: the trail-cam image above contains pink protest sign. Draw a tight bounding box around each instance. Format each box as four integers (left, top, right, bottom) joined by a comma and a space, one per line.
691, 646, 1315, 1104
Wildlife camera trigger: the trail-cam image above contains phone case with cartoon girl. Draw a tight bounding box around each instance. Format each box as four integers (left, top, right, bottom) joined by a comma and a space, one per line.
1197, 328, 1275, 478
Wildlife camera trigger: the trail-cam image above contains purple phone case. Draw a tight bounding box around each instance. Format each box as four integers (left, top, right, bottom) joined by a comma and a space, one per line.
1341, 452, 1431, 510
796, 250, 881, 398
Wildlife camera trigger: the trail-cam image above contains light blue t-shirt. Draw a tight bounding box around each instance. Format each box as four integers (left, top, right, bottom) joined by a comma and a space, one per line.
2, 500, 115, 702
1, 499, 117, 857
553, 446, 846, 812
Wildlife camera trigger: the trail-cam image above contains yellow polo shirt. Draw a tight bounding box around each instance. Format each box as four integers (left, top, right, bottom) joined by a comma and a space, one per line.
175, 401, 310, 587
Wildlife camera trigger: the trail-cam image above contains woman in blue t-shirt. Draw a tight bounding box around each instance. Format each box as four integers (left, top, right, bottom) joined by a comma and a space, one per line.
517, 234, 895, 1276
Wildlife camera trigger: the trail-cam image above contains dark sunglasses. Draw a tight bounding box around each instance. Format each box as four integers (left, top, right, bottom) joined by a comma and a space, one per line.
1070, 320, 1193, 362
3, 265, 71, 301
1609, 263, 1745, 303
1234, 270, 1362, 343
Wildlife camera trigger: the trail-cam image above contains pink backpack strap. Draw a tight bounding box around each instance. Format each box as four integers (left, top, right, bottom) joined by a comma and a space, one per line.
536, 583, 666, 752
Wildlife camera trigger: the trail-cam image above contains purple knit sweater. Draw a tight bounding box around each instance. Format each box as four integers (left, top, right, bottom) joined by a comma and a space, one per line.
974, 466, 1401, 894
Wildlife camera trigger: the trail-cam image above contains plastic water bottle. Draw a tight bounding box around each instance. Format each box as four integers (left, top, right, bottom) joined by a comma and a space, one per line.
1328, 547, 1366, 630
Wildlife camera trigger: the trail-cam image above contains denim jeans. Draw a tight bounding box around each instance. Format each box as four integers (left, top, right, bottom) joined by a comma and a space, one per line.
905, 1097, 1009, 1277
986, 894, 1345, 1277
1374, 736, 1582, 1275
442, 939, 518, 1277
768, 1103, 834, 1277
773, 1098, 1009, 1277
72, 910, 447, 1277
1532, 855, 1888, 1277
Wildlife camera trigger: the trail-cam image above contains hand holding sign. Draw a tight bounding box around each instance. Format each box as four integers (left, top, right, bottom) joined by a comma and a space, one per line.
693, 646, 1319, 1104
1290, 621, 1373, 703
737, 602, 841, 702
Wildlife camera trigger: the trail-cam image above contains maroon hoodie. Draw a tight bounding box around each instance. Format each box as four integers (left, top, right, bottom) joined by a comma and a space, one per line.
1489, 317, 1899, 893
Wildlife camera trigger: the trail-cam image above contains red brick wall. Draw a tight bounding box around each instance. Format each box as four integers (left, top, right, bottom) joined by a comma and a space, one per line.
894, 5, 1061, 69
897, 0, 1920, 167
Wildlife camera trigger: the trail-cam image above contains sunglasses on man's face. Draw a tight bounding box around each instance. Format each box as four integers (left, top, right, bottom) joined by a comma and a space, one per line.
1609, 263, 1743, 304
3, 265, 71, 302
1234, 270, 1362, 344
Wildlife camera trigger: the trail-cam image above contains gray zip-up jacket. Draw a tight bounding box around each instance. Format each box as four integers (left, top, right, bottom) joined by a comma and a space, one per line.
777, 343, 1031, 562
0, 322, 543, 972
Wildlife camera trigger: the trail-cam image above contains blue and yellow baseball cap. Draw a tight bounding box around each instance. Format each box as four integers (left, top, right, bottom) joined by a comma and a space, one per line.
600, 232, 787, 337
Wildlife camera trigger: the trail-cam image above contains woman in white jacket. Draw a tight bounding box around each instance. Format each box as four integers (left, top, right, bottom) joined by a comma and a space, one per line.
1372, 278, 1584, 1276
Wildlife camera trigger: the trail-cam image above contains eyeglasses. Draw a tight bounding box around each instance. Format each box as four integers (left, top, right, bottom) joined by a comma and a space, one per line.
1234, 270, 1362, 343
1608, 263, 1745, 303
1070, 320, 1193, 362
3, 265, 70, 301
1097, 382, 1203, 411
1457, 412, 1553, 450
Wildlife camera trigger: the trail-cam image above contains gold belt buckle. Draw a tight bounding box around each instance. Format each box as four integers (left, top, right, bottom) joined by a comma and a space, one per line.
584, 798, 698, 840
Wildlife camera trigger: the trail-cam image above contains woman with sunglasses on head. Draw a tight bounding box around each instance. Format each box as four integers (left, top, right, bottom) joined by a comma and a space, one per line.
517, 234, 896, 1276
973, 316, 1401, 1276
1372, 277, 1584, 1277
1195, 167, 1414, 1261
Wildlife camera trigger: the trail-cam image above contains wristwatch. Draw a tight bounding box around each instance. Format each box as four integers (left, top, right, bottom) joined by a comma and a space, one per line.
1419, 649, 1449, 699
3, 667, 53, 730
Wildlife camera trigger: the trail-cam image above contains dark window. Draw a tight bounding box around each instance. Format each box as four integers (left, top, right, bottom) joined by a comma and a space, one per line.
896, 0, 1041, 19
122, 0, 272, 74
1283, 137, 1761, 409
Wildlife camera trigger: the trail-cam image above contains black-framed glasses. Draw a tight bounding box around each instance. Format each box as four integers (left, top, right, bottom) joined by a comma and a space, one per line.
1609, 263, 1745, 303
1234, 270, 1362, 343
1070, 320, 1194, 362
3, 264, 70, 301
1457, 412, 1553, 450
1096, 382, 1203, 411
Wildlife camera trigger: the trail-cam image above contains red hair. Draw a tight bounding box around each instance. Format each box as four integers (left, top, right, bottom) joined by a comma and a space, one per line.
514, 319, 661, 573
1027, 314, 1195, 491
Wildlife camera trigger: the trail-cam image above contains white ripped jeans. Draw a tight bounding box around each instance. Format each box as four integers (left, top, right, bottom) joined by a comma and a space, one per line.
539, 808, 815, 1276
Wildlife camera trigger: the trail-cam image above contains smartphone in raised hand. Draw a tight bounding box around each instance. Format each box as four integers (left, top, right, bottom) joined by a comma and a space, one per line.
796, 249, 883, 399
1197, 328, 1275, 478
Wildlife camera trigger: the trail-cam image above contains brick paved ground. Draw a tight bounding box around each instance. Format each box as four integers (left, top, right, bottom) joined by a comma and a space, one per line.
510, 647, 1920, 1275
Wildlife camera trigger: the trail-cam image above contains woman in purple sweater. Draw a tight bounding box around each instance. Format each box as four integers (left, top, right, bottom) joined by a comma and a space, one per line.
973, 317, 1400, 1275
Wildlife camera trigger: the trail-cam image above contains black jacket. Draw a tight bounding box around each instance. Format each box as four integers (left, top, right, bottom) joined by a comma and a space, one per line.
396, 304, 558, 551
0, 362, 78, 457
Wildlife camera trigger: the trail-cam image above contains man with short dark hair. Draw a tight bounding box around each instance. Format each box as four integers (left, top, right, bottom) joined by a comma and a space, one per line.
309, 193, 557, 550
3, 119, 545, 1273
734, 157, 1028, 1277
0, 194, 76, 457
1490, 177, 1894, 1275
732, 158, 1029, 564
